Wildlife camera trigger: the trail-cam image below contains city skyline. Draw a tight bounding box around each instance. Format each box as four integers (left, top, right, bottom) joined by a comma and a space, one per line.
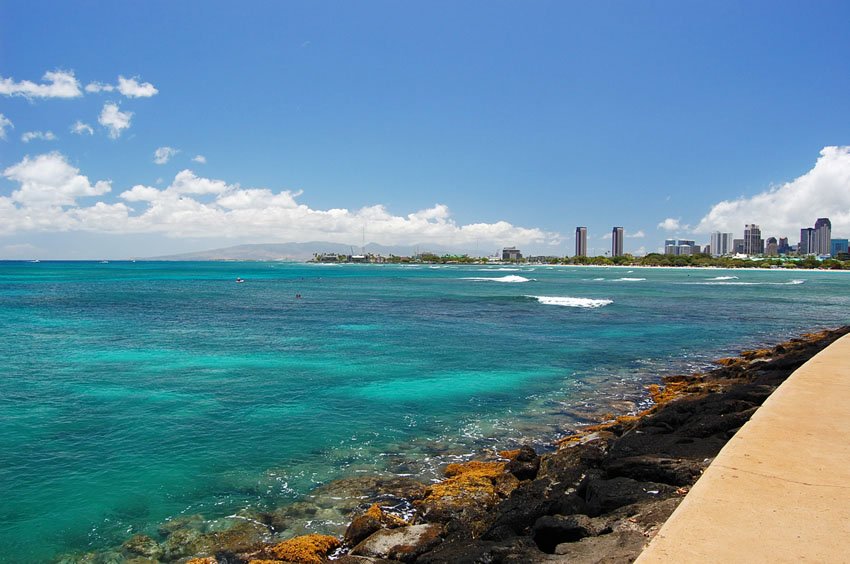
2, 3, 850, 259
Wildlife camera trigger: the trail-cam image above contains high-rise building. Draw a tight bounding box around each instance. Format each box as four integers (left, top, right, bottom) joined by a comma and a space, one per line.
831, 238, 849, 258
733, 239, 745, 254
710, 232, 735, 257
501, 247, 522, 261
765, 237, 778, 256
814, 217, 832, 256
575, 227, 587, 257
664, 239, 699, 256
611, 227, 624, 257
743, 224, 764, 255
799, 228, 815, 255
777, 237, 790, 255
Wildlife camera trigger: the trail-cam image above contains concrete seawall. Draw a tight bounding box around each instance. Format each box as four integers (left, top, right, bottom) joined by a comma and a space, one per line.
636, 333, 850, 563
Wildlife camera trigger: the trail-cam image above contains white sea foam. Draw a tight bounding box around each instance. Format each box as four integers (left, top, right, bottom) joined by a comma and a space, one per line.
613, 277, 646, 281
709, 275, 738, 280
688, 279, 806, 286
592, 277, 605, 281
527, 295, 613, 308
476, 267, 521, 271
462, 275, 533, 283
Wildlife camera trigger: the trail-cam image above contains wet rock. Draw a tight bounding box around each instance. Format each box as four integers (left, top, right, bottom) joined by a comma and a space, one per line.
351, 524, 443, 562
532, 514, 607, 553
537, 443, 588, 484
333, 556, 396, 564
205, 519, 271, 555
158, 513, 205, 536
552, 530, 648, 561
603, 455, 704, 486
506, 445, 540, 481
162, 527, 214, 560
483, 479, 586, 540
344, 503, 409, 547
583, 476, 676, 516
417, 536, 546, 564
121, 534, 162, 560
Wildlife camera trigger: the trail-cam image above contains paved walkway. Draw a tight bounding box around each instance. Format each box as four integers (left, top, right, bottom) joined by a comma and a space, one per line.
636, 333, 850, 564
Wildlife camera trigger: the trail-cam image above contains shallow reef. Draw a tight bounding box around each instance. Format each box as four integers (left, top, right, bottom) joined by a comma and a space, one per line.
61, 326, 849, 563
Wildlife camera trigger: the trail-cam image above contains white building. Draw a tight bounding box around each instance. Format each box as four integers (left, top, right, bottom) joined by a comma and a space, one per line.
710, 232, 735, 257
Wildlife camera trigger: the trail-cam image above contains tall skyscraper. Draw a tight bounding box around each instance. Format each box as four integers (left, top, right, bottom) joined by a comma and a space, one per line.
744, 224, 763, 255
710, 232, 734, 257
778, 237, 790, 255
611, 226, 624, 257
814, 217, 832, 256
800, 228, 815, 255
575, 227, 587, 257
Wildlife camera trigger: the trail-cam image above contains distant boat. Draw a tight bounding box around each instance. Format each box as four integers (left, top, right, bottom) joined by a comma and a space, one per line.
100, 260, 109, 264
236, 277, 245, 283
30, 259, 40, 263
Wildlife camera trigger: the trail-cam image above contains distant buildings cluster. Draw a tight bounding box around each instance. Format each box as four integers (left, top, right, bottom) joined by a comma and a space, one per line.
703, 218, 845, 259
313, 217, 847, 264
571, 218, 847, 260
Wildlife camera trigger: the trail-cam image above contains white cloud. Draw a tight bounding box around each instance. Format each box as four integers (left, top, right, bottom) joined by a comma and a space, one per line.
2, 152, 111, 209
85, 82, 115, 93
117, 76, 158, 98
627, 230, 646, 238
0, 113, 13, 140
192, 155, 207, 164
71, 120, 94, 135
99, 103, 133, 139
695, 146, 850, 238
21, 131, 57, 143
153, 146, 180, 165
86, 76, 158, 98
0, 70, 82, 99
657, 217, 687, 231
0, 155, 558, 247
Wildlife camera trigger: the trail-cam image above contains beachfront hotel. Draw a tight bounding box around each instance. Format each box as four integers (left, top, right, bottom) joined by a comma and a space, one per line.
575, 227, 587, 257
612, 226, 624, 257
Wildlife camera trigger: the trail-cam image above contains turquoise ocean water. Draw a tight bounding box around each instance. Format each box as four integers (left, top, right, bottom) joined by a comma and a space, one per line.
1, 261, 848, 562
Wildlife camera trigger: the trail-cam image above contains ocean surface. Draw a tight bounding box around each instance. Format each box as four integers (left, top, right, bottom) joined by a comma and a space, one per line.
2, 261, 848, 562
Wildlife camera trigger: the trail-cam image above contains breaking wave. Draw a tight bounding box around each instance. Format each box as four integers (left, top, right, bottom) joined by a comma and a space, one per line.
687, 279, 806, 286
526, 295, 613, 308
709, 275, 738, 280
462, 275, 534, 283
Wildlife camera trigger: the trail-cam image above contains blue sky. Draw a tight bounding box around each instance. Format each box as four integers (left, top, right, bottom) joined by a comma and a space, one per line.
2, 1, 850, 258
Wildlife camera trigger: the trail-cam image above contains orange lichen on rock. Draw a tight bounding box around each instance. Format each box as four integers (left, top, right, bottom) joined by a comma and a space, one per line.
266, 534, 340, 564
364, 503, 408, 527
443, 460, 505, 479
741, 348, 772, 360
648, 379, 690, 404
498, 449, 521, 460
187, 558, 218, 564
248, 560, 284, 564
417, 460, 518, 514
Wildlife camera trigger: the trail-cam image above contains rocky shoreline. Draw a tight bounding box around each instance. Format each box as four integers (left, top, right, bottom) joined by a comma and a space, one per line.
63, 326, 850, 564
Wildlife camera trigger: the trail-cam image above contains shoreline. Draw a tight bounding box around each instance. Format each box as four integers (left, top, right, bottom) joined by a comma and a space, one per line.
67, 325, 850, 563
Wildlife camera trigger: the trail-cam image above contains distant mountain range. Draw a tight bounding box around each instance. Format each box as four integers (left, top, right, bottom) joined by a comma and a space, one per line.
146, 242, 492, 261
